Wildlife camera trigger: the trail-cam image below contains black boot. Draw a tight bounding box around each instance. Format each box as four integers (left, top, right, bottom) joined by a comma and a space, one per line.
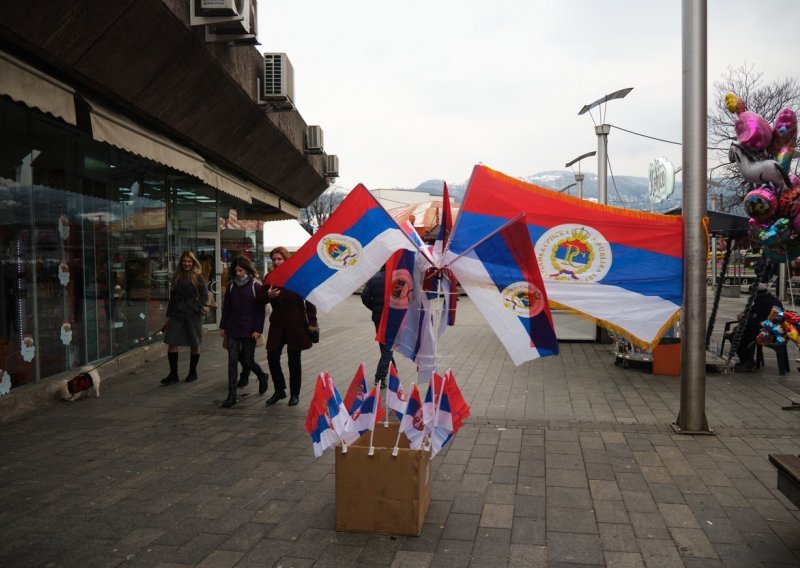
222, 386, 237, 407
236, 373, 249, 388
160, 352, 179, 385
185, 353, 199, 382
265, 390, 286, 406
257, 369, 269, 395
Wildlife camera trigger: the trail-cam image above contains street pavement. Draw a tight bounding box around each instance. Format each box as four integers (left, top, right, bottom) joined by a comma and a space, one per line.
2, 290, 800, 567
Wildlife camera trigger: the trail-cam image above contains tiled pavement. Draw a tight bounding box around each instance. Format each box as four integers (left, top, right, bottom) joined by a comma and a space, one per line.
2, 292, 800, 567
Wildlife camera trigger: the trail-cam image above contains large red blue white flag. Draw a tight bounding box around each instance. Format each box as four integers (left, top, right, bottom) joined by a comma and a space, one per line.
446, 214, 559, 364
449, 165, 683, 346
266, 184, 419, 312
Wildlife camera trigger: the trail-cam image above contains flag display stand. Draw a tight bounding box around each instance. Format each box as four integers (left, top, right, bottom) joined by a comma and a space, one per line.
335, 423, 431, 536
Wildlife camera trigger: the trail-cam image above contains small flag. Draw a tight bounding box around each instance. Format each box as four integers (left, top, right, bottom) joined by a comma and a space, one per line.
443, 369, 470, 433
399, 384, 427, 449
323, 373, 359, 446
430, 390, 454, 458
304, 374, 341, 457
343, 363, 370, 416
386, 362, 406, 418
345, 384, 384, 433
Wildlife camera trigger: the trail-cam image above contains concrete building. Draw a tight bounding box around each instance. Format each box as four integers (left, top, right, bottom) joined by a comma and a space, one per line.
0, 0, 333, 394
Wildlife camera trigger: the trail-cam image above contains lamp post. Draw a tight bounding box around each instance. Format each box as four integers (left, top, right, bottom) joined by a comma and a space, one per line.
558, 182, 576, 195
579, 88, 633, 204
565, 151, 596, 199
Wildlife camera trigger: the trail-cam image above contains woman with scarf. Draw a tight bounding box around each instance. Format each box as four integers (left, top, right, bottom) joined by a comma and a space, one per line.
219, 256, 266, 408
162, 250, 208, 385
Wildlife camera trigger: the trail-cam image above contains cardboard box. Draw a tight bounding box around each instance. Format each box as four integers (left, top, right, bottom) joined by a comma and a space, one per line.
335, 422, 431, 536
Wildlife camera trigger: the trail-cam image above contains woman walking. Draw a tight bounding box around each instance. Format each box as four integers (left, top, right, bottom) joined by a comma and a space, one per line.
262, 246, 318, 407
219, 256, 266, 408
161, 251, 208, 385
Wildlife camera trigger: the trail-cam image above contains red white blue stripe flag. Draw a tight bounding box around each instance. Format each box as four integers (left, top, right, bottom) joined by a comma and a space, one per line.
446, 214, 559, 364
266, 184, 420, 312
449, 166, 683, 347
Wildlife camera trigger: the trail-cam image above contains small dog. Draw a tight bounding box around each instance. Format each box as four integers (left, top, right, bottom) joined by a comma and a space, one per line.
58, 369, 101, 401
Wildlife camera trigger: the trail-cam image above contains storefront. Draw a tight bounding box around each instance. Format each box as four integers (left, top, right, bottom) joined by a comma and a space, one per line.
0, 1, 332, 397
0, 94, 281, 391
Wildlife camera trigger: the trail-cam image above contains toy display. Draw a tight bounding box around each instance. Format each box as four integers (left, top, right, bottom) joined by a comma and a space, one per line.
755, 306, 800, 347
728, 93, 800, 262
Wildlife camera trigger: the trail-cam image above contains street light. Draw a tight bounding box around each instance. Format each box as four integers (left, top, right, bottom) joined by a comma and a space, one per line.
578, 87, 633, 204
558, 182, 576, 195
565, 150, 596, 199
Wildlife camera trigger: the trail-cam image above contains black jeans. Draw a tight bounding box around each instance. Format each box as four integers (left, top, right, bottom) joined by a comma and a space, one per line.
227, 337, 256, 386
267, 347, 302, 397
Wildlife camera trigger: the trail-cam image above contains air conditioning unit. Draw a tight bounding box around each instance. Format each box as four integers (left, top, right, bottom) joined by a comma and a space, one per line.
198, 0, 240, 17
205, 0, 256, 39
306, 126, 324, 154
262, 53, 294, 103
324, 155, 339, 178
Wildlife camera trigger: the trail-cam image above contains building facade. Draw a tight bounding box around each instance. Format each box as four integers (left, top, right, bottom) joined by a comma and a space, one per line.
0, 0, 332, 394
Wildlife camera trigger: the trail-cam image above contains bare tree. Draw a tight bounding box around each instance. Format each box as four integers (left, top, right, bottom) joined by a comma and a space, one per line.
709, 63, 800, 209
299, 188, 345, 233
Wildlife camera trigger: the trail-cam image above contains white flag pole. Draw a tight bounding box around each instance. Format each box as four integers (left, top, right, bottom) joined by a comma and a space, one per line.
367, 385, 381, 456
384, 368, 390, 428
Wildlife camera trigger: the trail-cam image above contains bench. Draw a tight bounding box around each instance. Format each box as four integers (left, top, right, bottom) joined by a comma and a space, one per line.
769, 454, 800, 508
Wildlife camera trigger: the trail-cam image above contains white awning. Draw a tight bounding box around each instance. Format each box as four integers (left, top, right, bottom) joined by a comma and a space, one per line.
0, 51, 76, 125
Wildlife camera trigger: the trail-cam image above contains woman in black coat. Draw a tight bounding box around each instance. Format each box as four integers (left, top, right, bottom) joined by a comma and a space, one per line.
262, 247, 318, 407
219, 256, 266, 408
162, 250, 208, 384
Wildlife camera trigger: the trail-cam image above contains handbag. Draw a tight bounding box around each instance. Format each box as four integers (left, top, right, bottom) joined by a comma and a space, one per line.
304, 304, 320, 344
200, 290, 215, 316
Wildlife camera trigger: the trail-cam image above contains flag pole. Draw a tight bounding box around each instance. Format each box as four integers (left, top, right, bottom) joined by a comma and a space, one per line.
392, 382, 414, 456
367, 385, 381, 456
384, 369, 390, 428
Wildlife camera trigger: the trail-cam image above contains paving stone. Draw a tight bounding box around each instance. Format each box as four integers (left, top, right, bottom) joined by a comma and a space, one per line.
509, 543, 547, 567
432, 538, 473, 567
511, 517, 546, 546
603, 551, 645, 568
589, 479, 623, 501
629, 512, 671, 540
546, 532, 604, 565
547, 506, 599, 534
450, 491, 484, 515
636, 538, 684, 568
440, 513, 479, 541
479, 503, 514, 529
598, 522, 638, 553
386, 550, 433, 568
668, 527, 718, 559
471, 527, 511, 565
621, 490, 658, 514
594, 500, 631, 524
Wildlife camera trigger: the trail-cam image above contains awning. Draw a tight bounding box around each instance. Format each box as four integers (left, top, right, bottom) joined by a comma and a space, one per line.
89, 101, 207, 182
88, 100, 298, 211
0, 50, 76, 125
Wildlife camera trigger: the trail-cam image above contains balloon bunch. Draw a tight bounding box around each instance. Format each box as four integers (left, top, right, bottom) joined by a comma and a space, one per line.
727, 93, 800, 262
756, 306, 800, 347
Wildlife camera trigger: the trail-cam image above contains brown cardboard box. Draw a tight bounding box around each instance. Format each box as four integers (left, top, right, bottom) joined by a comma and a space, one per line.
335, 422, 431, 536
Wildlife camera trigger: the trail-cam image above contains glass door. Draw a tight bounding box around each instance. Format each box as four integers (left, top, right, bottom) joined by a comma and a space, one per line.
176, 232, 220, 329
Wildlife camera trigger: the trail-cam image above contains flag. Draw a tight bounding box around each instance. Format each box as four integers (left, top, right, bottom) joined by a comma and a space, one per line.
376, 249, 438, 381
323, 373, 360, 446
423, 372, 445, 427
266, 184, 420, 312
343, 363, 370, 415
399, 384, 427, 449
430, 390, 454, 458
345, 384, 384, 433
446, 214, 559, 365
443, 369, 470, 433
431, 182, 454, 264
449, 165, 683, 347
386, 362, 406, 418
304, 374, 341, 457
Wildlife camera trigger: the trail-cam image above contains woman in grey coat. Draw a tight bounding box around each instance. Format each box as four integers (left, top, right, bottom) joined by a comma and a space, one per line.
161, 250, 208, 385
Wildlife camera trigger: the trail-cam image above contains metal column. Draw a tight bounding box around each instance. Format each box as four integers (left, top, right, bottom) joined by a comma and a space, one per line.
674, 0, 712, 435
595, 124, 611, 205
575, 173, 585, 200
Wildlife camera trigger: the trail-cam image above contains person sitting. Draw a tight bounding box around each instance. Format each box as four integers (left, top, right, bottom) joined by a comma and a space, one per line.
735, 282, 783, 372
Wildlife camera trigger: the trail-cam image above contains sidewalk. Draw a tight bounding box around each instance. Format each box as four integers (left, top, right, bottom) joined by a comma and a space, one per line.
1, 293, 800, 567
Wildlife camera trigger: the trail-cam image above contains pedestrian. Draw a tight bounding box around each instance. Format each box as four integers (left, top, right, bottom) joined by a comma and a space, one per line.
361, 265, 394, 388
219, 256, 267, 408
261, 246, 318, 407
161, 250, 208, 385
735, 282, 783, 371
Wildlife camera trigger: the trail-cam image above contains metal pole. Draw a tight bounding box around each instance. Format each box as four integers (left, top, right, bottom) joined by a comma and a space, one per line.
595, 124, 611, 204
674, 0, 711, 434
711, 194, 720, 288
575, 173, 584, 200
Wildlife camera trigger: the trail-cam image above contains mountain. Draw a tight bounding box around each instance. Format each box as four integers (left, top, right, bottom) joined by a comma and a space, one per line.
412, 171, 681, 212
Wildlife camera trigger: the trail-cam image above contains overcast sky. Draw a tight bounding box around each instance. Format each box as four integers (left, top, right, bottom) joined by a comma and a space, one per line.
258, 1, 800, 192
